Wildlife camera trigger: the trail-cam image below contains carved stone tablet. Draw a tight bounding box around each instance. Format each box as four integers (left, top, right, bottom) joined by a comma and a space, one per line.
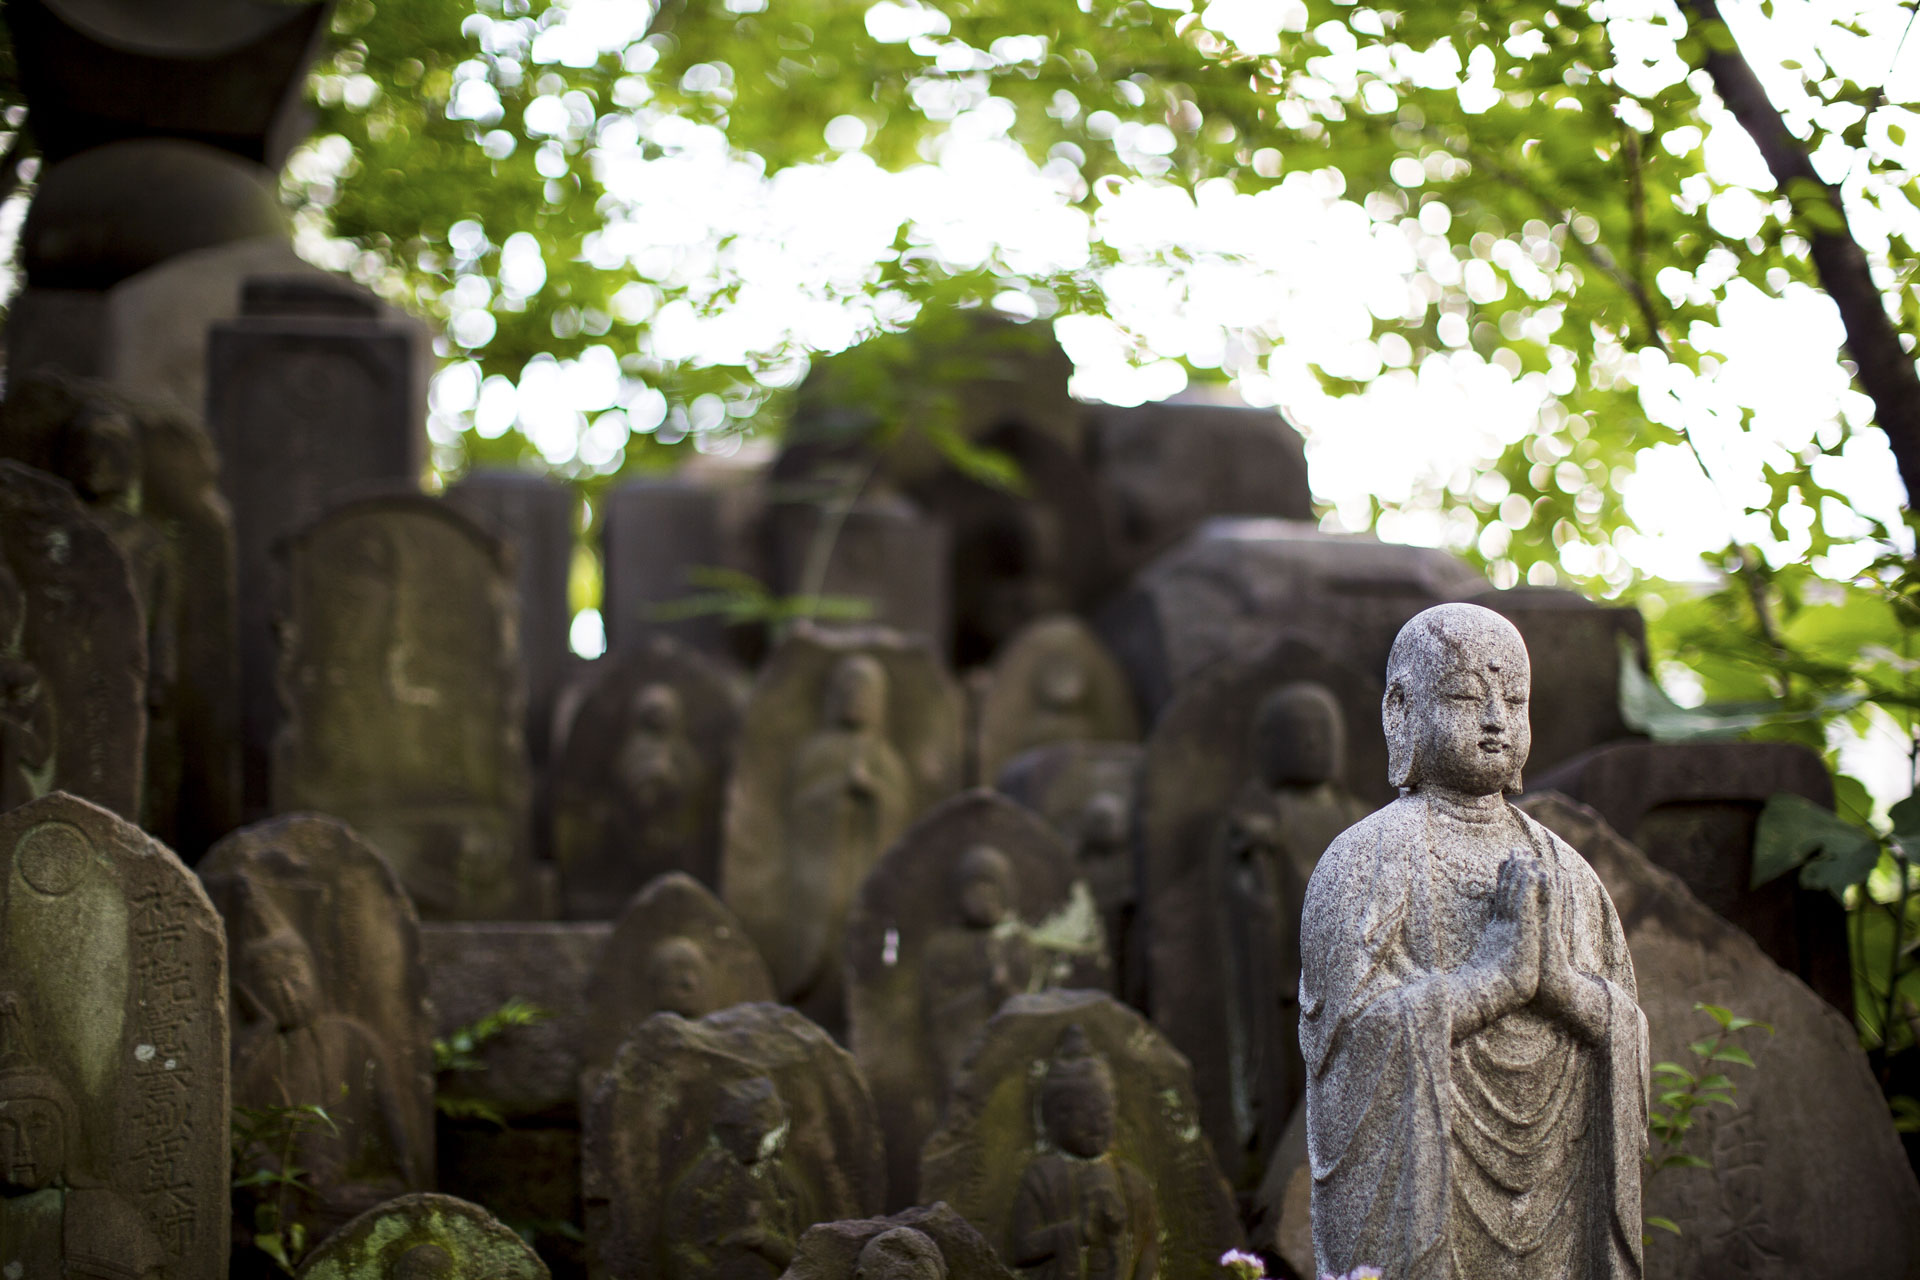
0, 791, 228, 1279
551, 633, 742, 919
1523, 793, 1920, 1279
781, 1202, 1015, 1280
0, 460, 146, 819
272, 493, 535, 920
972, 616, 1138, 785
765, 496, 951, 656
295, 1192, 550, 1280
721, 625, 964, 1026
582, 871, 775, 1075
582, 1002, 886, 1280
847, 790, 1109, 1207
920, 990, 1241, 1278
200, 813, 435, 1230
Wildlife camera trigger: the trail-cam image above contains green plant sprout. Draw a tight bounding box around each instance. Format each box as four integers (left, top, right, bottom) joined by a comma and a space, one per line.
231, 1099, 340, 1273
1643, 1002, 1773, 1240
433, 996, 552, 1126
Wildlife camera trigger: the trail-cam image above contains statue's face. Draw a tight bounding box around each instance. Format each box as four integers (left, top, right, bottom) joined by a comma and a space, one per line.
391, 1243, 455, 1280
1251, 683, 1343, 788
0, 1097, 63, 1192
854, 1229, 947, 1280
646, 938, 712, 1019
1044, 1077, 1116, 1159
1078, 792, 1128, 849
64, 407, 139, 503
1034, 655, 1088, 711
633, 684, 683, 736
1405, 639, 1530, 795
715, 1081, 787, 1164
827, 656, 887, 731
955, 846, 1013, 928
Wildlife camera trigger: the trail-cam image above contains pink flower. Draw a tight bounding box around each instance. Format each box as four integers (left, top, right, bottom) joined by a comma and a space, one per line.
1219, 1248, 1266, 1280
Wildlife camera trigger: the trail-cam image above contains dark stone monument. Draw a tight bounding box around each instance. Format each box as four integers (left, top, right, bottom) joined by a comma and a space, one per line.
846, 790, 1109, 1207
764, 496, 951, 656
1525, 794, 1920, 1279
600, 475, 767, 662
1083, 402, 1312, 585
200, 814, 436, 1232
208, 276, 429, 812
581, 871, 776, 1076
272, 494, 535, 921
920, 990, 1241, 1279
0, 790, 229, 1279
1530, 739, 1853, 1014
1095, 517, 1485, 719
1137, 635, 1379, 1187
0, 460, 147, 819
781, 1203, 1015, 1280
550, 633, 742, 918
721, 625, 964, 1027
971, 616, 1138, 786
582, 1002, 887, 1280
294, 1192, 551, 1280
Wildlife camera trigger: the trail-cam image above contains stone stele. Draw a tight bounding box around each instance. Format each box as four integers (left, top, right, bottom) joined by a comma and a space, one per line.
1300, 603, 1648, 1280
846, 789, 1109, 1208
1522, 793, 1920, 1279
720, 624, 964, 1026
551, 632, 743, 919
920, 989, 1241, 1280
971, 615, 1139, 786
0, 790, 228, 1280
294, 1192, 550, 1280
1136, 634, 1377, 1186
580, 870, 776, 1076
780, 1201, 1016, 1280
272, 493, 534, 920
582, 1002, 886, 1280
0, 459, 147, 819
199, 813, 436, 1230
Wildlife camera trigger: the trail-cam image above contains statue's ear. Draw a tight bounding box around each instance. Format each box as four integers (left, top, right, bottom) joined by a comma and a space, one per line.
1383, 681, 1414, 790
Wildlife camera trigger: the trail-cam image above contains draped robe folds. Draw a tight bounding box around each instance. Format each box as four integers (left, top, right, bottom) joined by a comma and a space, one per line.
1300, 795, 1649, 1280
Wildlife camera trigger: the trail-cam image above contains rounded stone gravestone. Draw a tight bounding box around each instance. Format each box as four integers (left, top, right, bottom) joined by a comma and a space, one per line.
971, 615, 1139, 785
551, 632, 743, 918
580, 870, 776, 1076
720, 624, 964, 1028
582, 1002, 887, 1280
920, 989, 1242, 1280
846, 789, 1109, 1208
200, 813, 437, 1229
0, 790, 229, 1280
293, 1192, 550, 1279
781, 1202, 1015, 1280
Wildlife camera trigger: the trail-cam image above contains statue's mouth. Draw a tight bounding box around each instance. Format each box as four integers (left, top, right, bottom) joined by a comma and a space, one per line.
1478, 737, 1505, 754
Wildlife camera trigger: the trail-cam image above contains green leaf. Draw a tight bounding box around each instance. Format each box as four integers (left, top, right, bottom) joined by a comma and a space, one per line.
1709, 1045, 1757, 1069
1890, 791, 1920, 850
1751, 792, 1878, 893
1645, 1216, 1683, 1235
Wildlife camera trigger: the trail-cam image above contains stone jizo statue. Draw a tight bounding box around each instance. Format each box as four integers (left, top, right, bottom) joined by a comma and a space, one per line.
1300, 603, 1648, 1280
1008, 1025, 1158, 1280
854, 1226, 949, 1280
922, 843, 1037, 1084
644, 934, 719, 1020
664, 1075, 804, 1280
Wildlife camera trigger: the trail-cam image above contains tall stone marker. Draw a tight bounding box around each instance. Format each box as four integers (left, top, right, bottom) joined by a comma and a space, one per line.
721, 625, 964, 1027
0, 791, 228, 1279
200, 813, 436, 1230
0, 460, 147, 819
208, 273, 427, 812
273, 493, 535, 920
971, 615, 1138, 785
1525, 793, 1920, 1279
764, 497, 952, 656
920, 990, 1242, 1280
847, 790, 1109, 1207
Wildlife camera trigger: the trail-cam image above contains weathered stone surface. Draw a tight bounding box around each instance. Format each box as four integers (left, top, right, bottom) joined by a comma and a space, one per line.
1140, 638, 1377, 1189
1301, 604, 1647, 1280
551, 634, 742, 919
1095, 517, 1485, 719
781, 1203, 1015, 1280
273, 493, 535, 920
1529, 739, 1852, 1015
972, 616, 1138, 785
1084, 401, 1312, 585
1523, 792, 1920, 1280
0, 791, 228, 1279
2, 370, 241, 854
446, 471, 577, 770
0, 460, 146, 818
200, 813, 435, 1229
582, 871, 776, 1075
1470, 586, 1647, 778
765, 497, 951, 655
993, 742, 1142, 1003
295, 1192, 550, 1280
600, 474, 768, 663
721, 625, 964, 1026
422, 921, 608, 1122
847, 790, 1109, 1207
582, 1002, 886, 1280
209, 278, 428, 812
921, 990, 1241, 1279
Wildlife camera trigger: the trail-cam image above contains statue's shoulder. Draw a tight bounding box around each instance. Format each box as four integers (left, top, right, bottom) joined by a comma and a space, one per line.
1307, 797, 1423, 895
1511, 805, 1608, 891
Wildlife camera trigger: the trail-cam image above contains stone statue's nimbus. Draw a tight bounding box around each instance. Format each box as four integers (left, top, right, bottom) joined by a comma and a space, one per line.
1300, 603, 1649, 1280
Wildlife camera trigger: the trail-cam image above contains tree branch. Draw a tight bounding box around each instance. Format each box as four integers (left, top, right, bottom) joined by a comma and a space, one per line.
1680, 0, 1920, 507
